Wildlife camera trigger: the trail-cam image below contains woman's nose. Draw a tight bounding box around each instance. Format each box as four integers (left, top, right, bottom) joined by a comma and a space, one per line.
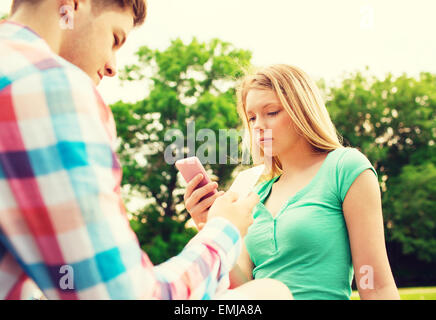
252, 116, 266, 130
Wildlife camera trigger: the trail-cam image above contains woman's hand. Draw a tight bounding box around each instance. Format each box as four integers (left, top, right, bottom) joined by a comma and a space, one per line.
184, 173, 225, 230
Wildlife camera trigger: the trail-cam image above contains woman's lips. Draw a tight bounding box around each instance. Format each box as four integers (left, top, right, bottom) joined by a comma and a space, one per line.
257, 138, 273, 145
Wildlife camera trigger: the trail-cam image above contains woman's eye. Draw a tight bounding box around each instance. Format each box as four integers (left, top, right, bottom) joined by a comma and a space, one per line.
268, 111, 280, 116
248, 117, 256, 122
114, 35, 119, 47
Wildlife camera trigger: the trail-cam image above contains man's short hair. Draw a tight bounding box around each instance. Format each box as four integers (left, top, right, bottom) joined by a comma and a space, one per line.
94, 0, 147, 26
11, 0, 147, 26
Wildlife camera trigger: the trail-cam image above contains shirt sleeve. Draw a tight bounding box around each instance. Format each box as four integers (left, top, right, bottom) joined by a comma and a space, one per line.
0, 64, 241, 300
336, 147, 378, 203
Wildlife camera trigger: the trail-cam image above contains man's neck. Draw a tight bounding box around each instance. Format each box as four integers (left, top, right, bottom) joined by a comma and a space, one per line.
8, 3, 62, 54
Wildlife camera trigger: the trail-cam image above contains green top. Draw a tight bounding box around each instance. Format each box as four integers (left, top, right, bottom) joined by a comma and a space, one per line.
244, 147, 378, 300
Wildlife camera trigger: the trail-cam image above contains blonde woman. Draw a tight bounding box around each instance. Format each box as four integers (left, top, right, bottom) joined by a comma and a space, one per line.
184, 64, 400, 300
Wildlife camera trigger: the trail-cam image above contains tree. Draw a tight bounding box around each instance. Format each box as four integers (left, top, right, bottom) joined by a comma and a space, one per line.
325, 69, 436, 272
112, 38, 252, 263
383, 162, 436, 262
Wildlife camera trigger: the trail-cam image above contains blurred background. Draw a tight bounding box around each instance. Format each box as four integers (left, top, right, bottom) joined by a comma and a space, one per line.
2, 0, 435, 299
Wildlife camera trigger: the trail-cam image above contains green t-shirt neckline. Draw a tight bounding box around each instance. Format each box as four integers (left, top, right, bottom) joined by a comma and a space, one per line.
258, 149, 334, 219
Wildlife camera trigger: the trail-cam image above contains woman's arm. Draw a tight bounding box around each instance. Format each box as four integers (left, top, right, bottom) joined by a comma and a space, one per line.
229, 241, 254, 289
343, 169, 400, 300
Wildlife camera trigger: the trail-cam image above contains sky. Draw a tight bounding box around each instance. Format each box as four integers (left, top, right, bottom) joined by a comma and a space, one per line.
2, 0, 436, 105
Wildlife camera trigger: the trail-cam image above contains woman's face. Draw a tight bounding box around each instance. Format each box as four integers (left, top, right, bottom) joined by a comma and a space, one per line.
245, 89, 302, 159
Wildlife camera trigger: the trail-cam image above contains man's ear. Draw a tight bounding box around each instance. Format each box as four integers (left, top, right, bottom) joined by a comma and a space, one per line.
58, 0, 75, 30
57, 0, 90, 31
58, 0, 92, 29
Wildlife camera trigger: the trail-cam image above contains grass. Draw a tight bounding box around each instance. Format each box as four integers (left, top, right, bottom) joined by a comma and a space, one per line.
351, 286, 436, 300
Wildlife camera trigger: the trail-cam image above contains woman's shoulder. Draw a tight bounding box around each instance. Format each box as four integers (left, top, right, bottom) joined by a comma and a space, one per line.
333, 147, 376, 175
330, 146, 364, 159
330, 147, 378, 202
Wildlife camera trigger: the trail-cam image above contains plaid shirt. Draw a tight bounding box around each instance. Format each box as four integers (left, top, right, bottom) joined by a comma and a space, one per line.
0, 21, 241, 300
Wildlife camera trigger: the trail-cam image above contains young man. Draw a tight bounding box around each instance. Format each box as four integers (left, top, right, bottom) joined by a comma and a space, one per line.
0, 0, 292, 300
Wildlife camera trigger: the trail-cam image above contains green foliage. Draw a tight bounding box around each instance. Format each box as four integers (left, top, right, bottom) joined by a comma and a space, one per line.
130, 205, 197, 263
352, 287, 436, 300
325, 69, 436, 266
383, 162, 436, 262
112, 38, 252, 264
327, 70, 435, 175
0, 13, 8, 20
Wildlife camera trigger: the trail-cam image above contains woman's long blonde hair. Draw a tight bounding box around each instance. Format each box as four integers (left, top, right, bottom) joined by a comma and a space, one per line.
236, 64, 344, 180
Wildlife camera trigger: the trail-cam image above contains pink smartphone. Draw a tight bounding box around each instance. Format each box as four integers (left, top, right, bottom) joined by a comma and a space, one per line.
175, 156, 217, 201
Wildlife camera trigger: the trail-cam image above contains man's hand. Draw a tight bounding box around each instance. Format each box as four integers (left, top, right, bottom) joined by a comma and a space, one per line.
208, 191, 259, 238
